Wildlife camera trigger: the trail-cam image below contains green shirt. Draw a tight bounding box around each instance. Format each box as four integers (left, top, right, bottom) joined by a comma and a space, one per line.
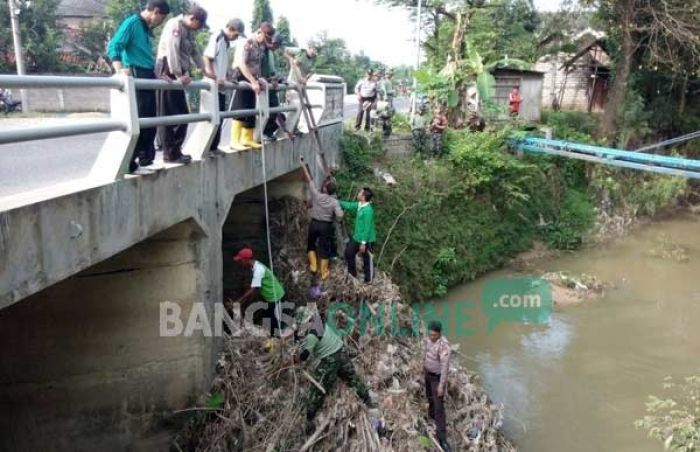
304, 324, 343, 361
261, 48, 277, 79
252, 261, 285, 303
339, 201, 377, 244
285, 47, 315, 83
107, 14, 155, 70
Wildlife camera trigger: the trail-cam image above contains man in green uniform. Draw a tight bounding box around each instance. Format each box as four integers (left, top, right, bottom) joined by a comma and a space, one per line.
284, 46, 317, 134
340, 187, 377, 283
232, 247, 287, 337
295, 308, 372, 434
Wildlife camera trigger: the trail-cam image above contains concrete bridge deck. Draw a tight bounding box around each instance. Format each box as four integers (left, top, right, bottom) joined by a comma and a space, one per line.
0, 74, 343, 451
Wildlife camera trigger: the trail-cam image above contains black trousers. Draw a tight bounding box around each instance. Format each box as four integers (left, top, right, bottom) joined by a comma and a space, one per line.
263, 300, 291, 337
307, 219, 334, 259
156, 58, 189, 160
355, 96, 375, 131
345, 240, 374, 282
210, 93, 227, 150
132, 67, 158, 169
263, 90, 280, 137
425, 371, 447, 442
231, 74, 256, 129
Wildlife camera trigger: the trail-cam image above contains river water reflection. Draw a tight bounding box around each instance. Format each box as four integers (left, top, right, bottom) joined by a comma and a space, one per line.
441, 213, 700, 452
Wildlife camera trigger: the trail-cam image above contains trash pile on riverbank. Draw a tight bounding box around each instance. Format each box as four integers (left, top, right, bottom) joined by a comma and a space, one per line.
543, 271, 609, 306
175, 198, 514, 451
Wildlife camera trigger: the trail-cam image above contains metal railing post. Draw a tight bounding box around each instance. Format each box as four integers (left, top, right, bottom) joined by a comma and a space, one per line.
184, 78, 219, 160
255, 85, 270, 142
89, 74, 138, 182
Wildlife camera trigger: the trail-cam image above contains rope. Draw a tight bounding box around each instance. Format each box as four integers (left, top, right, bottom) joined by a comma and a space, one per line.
258, 87, 283, 337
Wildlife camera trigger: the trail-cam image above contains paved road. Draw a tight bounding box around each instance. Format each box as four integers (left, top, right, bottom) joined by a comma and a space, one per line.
0, 97, 410, 198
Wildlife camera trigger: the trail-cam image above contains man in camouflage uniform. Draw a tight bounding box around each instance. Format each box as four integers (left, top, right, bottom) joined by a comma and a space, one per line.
155, 5, 208, 164
284, 45, 318, 134
229, 22, 274, 150
295, 309, 372, 435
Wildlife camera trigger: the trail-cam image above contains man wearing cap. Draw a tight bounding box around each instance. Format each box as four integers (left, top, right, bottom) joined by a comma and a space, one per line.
380, 69, 396, 107
107, 0, 171, 175
284, 45, 318, 134
354, 69, 378, 132
203, 18, 245, 154
229, 22, 275, 151
232, 247, 287, 337
156, 4, 208, 165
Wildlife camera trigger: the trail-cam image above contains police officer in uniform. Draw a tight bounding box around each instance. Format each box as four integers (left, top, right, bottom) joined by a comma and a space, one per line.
156, 5, 209, 164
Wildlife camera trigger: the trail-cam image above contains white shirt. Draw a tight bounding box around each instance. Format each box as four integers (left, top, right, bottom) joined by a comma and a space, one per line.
251, 261, 265, 289
204, 31, 230, 81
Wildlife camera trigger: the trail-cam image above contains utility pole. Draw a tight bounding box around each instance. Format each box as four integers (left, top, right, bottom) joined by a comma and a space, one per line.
8, 0, 29, 111
410, 0, 423, 123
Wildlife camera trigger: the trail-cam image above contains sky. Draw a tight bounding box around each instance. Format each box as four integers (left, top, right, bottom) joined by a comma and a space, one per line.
197, 0, 564, 67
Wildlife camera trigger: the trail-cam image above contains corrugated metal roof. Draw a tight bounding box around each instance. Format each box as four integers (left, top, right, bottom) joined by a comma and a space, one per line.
57, 0, 108, 18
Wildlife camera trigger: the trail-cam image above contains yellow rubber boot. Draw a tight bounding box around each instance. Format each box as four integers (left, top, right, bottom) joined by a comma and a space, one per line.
320, 259, 330, 281
308, 251, 318, 274
230, 120, 247, 151
241, 127, 262, 150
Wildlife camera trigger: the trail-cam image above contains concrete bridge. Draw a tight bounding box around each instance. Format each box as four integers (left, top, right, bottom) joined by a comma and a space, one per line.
0, 74, 344, 451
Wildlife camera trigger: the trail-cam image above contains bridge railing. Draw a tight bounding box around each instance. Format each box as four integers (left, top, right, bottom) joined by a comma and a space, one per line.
0, 73, 345, 190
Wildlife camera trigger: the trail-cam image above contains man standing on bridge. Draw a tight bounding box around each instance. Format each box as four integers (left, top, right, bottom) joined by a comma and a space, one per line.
203, 18, 246, 154
284, 45, 318, 135
156, 5, 209, 165
229, 22, 275, 151
107, 0, 171, 175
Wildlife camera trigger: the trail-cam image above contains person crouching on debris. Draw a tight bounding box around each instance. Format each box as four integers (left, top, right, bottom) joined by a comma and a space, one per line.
424, 320, 451, 452
231, 247, 288, 337
300, 157, 343, 285
294, 308, 373, 435
339, 187, 377, 283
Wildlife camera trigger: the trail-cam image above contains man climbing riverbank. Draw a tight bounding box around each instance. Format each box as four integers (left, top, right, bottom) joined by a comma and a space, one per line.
340, 187, 376, 283
300, 157, 343, 284
424, 320, 451, 452
231, 247, 287, 337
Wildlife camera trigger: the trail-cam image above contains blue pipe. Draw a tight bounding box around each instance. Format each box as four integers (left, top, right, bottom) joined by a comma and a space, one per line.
518, 144, 700, 179
521, 137, 700, 171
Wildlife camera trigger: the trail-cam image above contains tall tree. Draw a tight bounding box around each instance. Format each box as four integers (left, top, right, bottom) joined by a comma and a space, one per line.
252, 0, 274, 30
584, 0, 700, 141
275, 15, 296, 47
0, 0, 64, 73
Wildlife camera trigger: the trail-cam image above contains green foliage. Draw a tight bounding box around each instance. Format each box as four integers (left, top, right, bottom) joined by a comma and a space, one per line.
275, 16, 296, 47
206, 392, 224, 409
635, 376, 700, 451
541, 189, 595, 250
0, 0, 64, 73
617, 89, 652, 149
469, 0, 540, 63
251, 0, 274, 30
339, 130, 383, 178
542, 110, 602, 141
391, 112, 412, 133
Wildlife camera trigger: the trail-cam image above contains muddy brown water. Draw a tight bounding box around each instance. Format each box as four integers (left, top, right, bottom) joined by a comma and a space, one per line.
440, 213, 700, 452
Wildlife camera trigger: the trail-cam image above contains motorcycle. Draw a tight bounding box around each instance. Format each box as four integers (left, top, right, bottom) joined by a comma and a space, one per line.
0, 89, 22, 114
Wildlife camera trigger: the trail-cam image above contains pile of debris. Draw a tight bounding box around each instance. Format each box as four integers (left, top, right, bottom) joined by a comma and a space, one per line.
542, 271, 609, 306
176, 199, 514, 451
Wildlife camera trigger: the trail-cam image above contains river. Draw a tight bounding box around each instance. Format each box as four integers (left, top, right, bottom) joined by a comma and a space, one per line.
441, 213, 700, 452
